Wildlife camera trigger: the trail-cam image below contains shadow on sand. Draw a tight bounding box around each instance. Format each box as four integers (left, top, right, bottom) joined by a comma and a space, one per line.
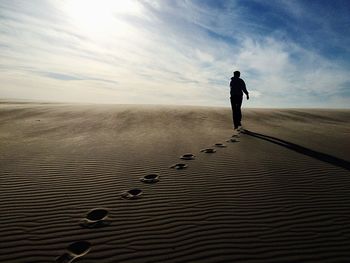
242, 129, 350, 172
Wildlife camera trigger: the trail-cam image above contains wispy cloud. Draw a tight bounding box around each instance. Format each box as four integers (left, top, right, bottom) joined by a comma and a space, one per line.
0, 0, 349, 107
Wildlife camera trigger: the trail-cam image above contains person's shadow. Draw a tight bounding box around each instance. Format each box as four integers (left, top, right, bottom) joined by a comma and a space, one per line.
241, 129, 350, 172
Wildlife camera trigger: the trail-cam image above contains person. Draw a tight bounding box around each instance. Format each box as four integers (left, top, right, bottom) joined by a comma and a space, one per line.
230, 71, 249, 130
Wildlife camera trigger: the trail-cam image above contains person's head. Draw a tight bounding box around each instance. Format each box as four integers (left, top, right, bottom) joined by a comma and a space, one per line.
233, 71, 240, 77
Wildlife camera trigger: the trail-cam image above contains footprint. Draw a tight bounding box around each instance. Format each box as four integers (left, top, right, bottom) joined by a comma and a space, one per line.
180, 153, 195, 160
170, 163, 188, 170
121, 188, 143, 199
79, 208, 110, 228
55, 241, 91, 263
214, 143, 227, 148
200, 148, 216, 153
140, 174, 159, 184
226, 138, 239, 143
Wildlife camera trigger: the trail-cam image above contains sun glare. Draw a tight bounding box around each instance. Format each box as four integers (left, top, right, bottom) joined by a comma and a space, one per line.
64, 0, 141, 37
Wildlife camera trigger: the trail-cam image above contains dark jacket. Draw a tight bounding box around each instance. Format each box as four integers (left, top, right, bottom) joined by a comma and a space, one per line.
230, 77, 248, 97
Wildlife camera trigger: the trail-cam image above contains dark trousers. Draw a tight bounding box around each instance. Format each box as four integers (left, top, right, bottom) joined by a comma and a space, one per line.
230, 96, 243, 129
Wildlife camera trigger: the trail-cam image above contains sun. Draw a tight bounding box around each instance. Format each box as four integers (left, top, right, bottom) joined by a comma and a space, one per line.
64, 0, 141, 37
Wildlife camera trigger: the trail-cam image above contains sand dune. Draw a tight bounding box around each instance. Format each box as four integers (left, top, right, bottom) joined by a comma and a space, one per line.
1, 102, 350, 263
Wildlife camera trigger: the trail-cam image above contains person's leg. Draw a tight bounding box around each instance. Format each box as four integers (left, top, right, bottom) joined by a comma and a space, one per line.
233, 102, 240, 128
230, 98, 237, 128
237, 96, 243, 126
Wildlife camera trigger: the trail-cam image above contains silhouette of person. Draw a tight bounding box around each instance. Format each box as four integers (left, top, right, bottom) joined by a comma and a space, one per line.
230, 71, 249, 130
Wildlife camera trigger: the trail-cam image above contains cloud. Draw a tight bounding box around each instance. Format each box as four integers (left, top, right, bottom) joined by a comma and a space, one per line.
0, 0, 349, 107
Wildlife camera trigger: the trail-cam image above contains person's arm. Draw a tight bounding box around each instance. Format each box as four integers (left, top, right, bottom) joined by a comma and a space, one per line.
242, 80, 249, 100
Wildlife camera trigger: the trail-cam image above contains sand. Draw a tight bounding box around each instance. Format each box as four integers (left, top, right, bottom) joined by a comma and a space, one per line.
0, 101, 350, 263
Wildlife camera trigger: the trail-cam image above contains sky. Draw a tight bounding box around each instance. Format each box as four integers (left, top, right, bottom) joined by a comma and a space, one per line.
0, 0, 350, 108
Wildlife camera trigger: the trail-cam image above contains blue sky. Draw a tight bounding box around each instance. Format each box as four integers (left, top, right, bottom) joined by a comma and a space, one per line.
0, 0, 349, 107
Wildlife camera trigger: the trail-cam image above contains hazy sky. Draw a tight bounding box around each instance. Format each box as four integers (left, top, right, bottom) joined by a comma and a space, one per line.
1, 0, 350, 107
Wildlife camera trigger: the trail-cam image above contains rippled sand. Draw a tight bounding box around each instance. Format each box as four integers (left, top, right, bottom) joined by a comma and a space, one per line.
1, 102, 350, 263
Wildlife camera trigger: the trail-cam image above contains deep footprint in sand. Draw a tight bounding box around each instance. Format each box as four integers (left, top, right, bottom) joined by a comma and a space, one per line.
200, 148, 216, 153
55, 241, 91, 263
214, 143, 227, 148
180, 153, 195, 160
121, 188, 143, 199
170, 163, 188, 170
226, 138, 240, 143
140, 174, 159, 184
79, 208, 110, 228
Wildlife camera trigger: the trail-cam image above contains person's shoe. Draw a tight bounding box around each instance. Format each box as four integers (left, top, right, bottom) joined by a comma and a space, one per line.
237, 125, 244, 131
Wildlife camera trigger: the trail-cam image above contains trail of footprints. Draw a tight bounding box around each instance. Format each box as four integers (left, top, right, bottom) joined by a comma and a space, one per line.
55, 131, 242, 262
